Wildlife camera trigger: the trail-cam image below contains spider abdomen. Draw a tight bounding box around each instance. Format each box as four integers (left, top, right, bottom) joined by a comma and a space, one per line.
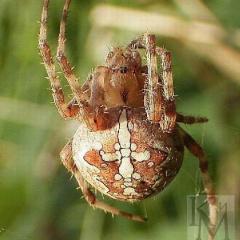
72, 108, 184, 201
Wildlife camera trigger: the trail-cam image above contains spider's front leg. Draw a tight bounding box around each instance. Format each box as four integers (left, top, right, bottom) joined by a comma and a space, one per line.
129, 34, 176, 133
156, 46, 176, 132
38, 0, 79, 119
55, 0, 107, 127
56, 0, 85, 106
60, 141, 146, 223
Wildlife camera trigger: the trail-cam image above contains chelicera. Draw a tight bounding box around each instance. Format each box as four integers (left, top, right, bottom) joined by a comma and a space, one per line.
39, 0, 217, 230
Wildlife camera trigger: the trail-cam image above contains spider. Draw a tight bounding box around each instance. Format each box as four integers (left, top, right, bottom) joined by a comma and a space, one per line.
39, 0, 217, 235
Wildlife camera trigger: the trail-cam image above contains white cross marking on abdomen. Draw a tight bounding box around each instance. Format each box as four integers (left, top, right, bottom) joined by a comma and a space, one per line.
99, 110, 151, 196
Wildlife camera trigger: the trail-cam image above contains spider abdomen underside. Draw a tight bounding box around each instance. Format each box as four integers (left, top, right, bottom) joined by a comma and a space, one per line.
72, 108, 184, 201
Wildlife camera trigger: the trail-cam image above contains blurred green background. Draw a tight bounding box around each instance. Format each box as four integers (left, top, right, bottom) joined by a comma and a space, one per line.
0, 0, 239, 239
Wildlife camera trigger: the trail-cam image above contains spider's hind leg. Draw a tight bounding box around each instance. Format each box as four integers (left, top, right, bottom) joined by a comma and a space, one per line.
177, 113, 208, 124
60, 140, 146, 223
179, 127, 217, 240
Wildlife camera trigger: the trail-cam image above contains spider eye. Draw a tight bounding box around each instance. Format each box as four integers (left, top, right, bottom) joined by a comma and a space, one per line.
108, 51, 114, 58
119, 66, 128, 74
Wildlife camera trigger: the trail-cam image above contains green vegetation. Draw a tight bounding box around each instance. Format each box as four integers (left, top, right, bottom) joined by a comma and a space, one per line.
0, 0, 239, 239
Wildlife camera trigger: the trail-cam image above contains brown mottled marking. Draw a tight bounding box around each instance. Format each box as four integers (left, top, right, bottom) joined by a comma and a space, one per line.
60, 140, 146, 222
72, 108, 184, 202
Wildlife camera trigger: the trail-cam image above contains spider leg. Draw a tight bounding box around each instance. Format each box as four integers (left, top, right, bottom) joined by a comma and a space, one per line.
129, 35, 162, 122
177, 113, 208, 124
56, 0, 85, 106
39, 0, 79, 119
179, 127, 217, 240
156, 47, 176, 132
129, 34, 176, 133
144, 35, 163, 124
60, 140, 146, 223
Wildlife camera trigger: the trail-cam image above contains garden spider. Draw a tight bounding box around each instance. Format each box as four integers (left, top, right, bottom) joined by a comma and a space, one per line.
39, 0, 217, 238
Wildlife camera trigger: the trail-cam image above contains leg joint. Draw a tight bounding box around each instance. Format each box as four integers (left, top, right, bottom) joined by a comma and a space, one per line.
200, 160, 209, 173
56, 51, 64, 62
85, 190, 96, 205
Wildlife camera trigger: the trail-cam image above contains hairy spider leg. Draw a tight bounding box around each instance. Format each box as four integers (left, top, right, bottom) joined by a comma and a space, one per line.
56, 0, 85, 105
156, 46, 176, 132
128, 34, 176, 133
60, 140, 146, 223
38, 0, 80, 119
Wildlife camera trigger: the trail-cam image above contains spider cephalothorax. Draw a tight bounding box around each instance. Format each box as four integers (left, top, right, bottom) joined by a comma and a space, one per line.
88, 47, 145, 110
39, 0, 217, 237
